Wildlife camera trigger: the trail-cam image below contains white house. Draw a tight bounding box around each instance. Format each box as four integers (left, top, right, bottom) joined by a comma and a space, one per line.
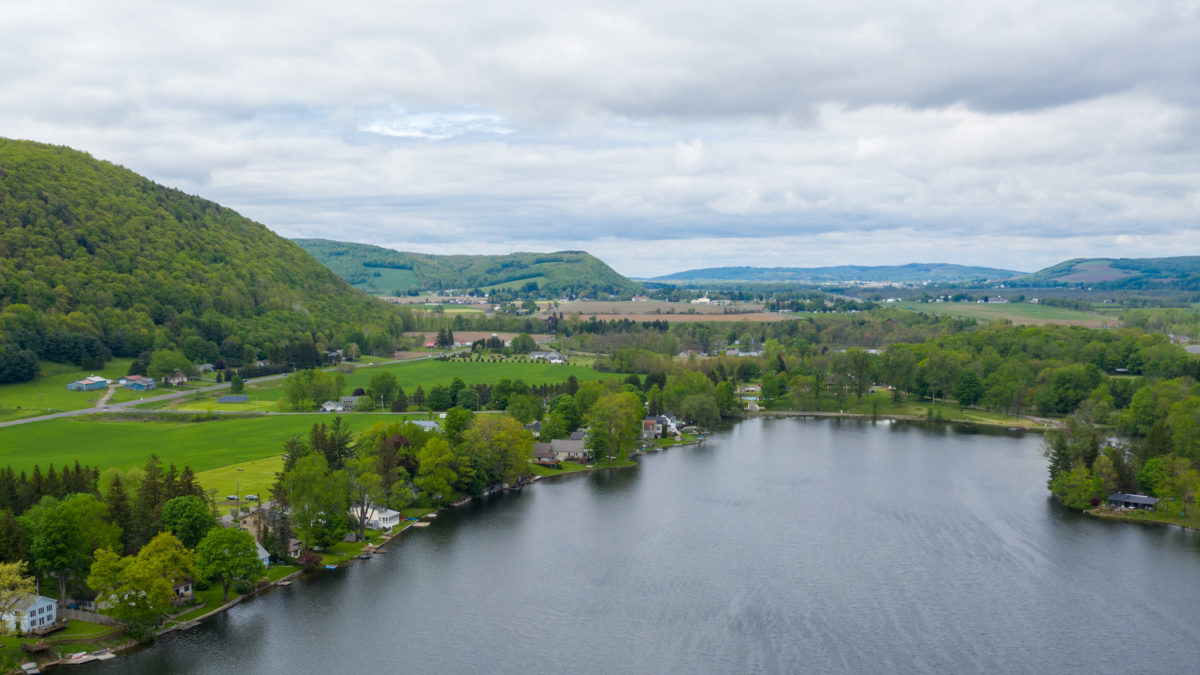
255, 541, 271, 567
2, 593, 57, 634
363, 505, 401, 531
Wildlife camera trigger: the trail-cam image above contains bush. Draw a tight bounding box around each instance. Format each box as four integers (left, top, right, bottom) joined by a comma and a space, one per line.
298, 550, 322, 571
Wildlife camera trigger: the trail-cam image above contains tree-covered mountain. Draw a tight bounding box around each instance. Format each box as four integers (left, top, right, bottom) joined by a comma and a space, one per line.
1009, 257, 1200, 289
0, 138, 407, 377
295, 238, 642, 298
648, 263, 1023, 284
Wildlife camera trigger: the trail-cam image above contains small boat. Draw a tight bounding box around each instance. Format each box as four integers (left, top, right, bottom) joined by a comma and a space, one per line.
324, 564, 337, 571
358, 552, 371, 560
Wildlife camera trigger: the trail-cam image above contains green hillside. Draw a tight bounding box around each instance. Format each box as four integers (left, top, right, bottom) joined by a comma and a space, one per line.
1012, 256, 1200, 289
295, 238, 641, 298
0, 138, 405, 372
650, 263, 1023, 284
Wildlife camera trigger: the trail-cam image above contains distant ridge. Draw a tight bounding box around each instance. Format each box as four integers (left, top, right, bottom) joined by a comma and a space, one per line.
296, 239, 641, 297
1010, 256, 1200, 289
649, 263, 1024, 284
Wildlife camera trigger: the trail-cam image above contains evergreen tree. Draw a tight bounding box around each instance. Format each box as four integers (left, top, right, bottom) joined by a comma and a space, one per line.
132, 455, 165, 550
104, 474, 134, 555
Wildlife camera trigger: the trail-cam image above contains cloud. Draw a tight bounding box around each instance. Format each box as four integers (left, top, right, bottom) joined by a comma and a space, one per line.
0, 1, 1198, 276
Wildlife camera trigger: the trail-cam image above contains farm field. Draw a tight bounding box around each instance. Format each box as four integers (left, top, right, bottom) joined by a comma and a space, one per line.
162, 359, 618, 412
911, 302, 1117, 327
558, 300, 765, 315
196, 454, 286, 510
0, 357, 135, 415
0, 414, 351, 474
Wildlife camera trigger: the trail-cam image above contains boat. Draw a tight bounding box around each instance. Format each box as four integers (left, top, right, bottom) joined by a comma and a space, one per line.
358, 552, 371, 560
324, 564, 337, 571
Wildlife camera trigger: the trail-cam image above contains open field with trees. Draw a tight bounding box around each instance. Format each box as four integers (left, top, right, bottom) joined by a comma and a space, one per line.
0, 358, 136, 417
913, 302, 1117, 327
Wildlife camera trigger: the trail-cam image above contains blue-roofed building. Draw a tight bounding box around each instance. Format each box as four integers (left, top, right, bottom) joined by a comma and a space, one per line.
1107, 493, 1159, 510
120, 374, 156, 391
67, 375, 109, 391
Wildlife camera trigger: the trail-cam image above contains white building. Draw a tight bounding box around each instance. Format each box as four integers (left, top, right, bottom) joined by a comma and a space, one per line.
363, 505, 401, 531
255, 541, 271, 568
1, 593, 57, 634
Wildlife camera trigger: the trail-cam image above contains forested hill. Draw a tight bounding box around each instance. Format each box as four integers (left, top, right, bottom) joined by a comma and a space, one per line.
0, 138, 403, 368
649, 263, 1023, 284
1010, 257, 1200, 289
295, 238, 642, 298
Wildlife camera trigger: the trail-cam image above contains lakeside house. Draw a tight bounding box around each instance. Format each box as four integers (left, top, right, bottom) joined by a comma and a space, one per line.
1107, 493, 1159, 510
1, 593, 57, 634
66, 375, 109, 391
362, 504, 401, 531
532, 446, 559, 467
534, 438, 589, 462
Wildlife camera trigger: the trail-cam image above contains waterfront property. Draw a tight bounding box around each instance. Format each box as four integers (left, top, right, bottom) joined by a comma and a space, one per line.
363, 504, 401, 531
1107, 493, 1160, 510
0, 593, 57, 634
534, 438, 588, 462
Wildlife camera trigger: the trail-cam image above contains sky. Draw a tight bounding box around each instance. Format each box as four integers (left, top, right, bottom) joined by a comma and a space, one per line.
2, 1, 1199, 276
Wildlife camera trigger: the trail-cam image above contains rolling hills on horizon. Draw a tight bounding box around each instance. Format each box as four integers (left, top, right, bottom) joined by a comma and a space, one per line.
647, 263, 1025, 284
295, 239, 641, 298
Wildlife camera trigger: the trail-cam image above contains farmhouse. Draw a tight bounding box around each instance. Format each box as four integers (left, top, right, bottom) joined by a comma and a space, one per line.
1107, 493, 1159, 510
529, 350, 566, 362
66, 375, 109, 391
1, 593, 57, 634
340, 395, 361, 411
164, 371, 188, 386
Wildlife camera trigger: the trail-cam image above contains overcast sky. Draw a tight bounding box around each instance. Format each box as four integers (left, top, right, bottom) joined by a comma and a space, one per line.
3, 1, 1199, 276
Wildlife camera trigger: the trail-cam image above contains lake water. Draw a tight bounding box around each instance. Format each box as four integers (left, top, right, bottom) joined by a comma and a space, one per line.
89, 418, 1200, 674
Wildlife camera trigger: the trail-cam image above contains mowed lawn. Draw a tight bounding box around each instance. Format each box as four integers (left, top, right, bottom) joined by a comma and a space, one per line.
912, 302, 1117, 327
0, 414, 354, 474
0, 358, 135, 415
172, 359, 619, 411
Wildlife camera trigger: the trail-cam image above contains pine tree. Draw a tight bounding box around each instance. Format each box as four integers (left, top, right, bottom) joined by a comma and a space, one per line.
105, 474, 134, 555
132, 455, 165, 550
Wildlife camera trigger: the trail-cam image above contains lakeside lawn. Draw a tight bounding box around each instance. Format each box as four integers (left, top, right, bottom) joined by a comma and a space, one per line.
0, 358, 134, 414
908, 302, 1117, 327
166, 359, 618, 412
197, 455, 285, 512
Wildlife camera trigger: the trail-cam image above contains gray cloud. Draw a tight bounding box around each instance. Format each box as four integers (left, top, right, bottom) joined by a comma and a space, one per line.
1, 1, 1198, 275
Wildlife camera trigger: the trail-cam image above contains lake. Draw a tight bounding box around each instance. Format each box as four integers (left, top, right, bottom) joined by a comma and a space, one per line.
89, 418, 1200, 673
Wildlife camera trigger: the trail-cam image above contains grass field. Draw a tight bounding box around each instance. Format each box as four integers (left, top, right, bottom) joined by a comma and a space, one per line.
196, 454, 285, 507
168, 359, 618, 412
0, 414, 369, 474
911, 302, 1117, 327
0, 358, 135, 414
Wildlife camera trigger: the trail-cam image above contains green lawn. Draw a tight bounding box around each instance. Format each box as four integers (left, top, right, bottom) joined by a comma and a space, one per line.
911, 302, 1115, 327
765, 390, 1052, 429
167, 359, 619, 412
0, 414, 358, 474
0, 358, 134, 414
197, 455, 284, 511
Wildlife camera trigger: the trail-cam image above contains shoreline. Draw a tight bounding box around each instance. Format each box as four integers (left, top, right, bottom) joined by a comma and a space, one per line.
749, 409, 1053, 432
1084, 507, 1200, 533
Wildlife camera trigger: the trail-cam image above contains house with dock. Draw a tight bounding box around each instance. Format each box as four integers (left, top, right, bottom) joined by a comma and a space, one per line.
1106, 493, 1159, 510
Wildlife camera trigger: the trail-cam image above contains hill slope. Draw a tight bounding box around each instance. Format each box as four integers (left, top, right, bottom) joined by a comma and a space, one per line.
0, 139, 402, 366
650, 263, 1023, 284
1011, 257, 1200, 289
295, 239, 641, 298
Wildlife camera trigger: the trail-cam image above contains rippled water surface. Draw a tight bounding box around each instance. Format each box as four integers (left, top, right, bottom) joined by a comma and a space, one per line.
90, 418, 1200, 674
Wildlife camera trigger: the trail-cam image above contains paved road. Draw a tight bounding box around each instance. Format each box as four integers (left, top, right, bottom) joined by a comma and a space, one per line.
0, 352, 455, 429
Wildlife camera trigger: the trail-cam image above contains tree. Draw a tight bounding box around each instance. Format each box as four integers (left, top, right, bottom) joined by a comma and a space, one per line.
283, 455, 349, 549
147, 349, 193, 382
196, 527, 265, 602
1050, 464, 1102, 510
506, 394, 544, 424
89, 532, 197, 639
230, 374, 244, 393
549, 395, 582, 431
26, 495, 119, 604
0, 562, 35, 636
345, 456, 382, 542
955, 370, 983, 407
427, 385, 453, 411
679, 394, 721, 427
585, 392, 643, 462
443, 407, 474, 444
714, 380, 740, 417
455, 388, 479, 411
510, 333, 536, 354
367, 372, 398, 406
161, 495, 217, 549
460, 415, 534, 485
415, 438, 458, 505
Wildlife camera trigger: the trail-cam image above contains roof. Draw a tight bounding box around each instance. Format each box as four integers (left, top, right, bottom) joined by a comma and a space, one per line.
1108, 493, 1159, 505
5, 593, 52, 612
